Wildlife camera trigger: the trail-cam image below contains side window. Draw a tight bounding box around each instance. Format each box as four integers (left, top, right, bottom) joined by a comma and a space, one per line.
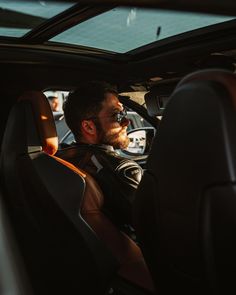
127, 111, 151, 132
44, 90, 67, 116
44, 90, 74, 148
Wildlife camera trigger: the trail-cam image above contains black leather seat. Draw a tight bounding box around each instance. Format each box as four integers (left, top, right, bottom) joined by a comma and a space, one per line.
0, 91, 154, 295
134, 69, 236, 295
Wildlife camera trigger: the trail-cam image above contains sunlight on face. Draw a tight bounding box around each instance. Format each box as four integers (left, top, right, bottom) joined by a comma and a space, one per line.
96, 93, 130, 149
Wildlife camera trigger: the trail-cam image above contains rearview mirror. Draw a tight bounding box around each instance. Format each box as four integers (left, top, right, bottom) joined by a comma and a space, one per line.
122, 127, 156, 156
145, 92, 171, 116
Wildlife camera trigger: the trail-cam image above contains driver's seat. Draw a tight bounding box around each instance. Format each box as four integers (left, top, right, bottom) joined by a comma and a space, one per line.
0, 91, 154, 295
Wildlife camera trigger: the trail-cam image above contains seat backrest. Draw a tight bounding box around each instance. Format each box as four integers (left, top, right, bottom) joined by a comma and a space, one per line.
0, 91, 118, 295
0, 91, 154, 295
134, 69, 236, 295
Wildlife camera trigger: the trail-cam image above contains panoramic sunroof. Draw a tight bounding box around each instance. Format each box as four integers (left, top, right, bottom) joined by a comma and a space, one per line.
50, 7, 235, 53
0, 3, 235, 53
0, 0, 75, 37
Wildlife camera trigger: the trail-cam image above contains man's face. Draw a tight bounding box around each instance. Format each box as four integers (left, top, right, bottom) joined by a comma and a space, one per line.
95, 93, 130, 149
51, 97, 60, 112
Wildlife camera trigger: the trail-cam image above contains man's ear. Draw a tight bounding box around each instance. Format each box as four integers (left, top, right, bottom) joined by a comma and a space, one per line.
81, 119, 96, 135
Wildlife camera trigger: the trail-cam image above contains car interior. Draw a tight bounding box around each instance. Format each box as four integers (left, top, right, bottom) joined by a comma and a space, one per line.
1, 1, 236, 295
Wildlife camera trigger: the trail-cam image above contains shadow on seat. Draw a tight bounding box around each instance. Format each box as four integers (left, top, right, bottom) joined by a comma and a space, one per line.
134, 69, 236, 295
0, 91, 154, 295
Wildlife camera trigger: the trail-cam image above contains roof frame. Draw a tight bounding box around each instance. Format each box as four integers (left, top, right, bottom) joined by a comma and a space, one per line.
22, 3, 115, 44
61, 0, 236, 16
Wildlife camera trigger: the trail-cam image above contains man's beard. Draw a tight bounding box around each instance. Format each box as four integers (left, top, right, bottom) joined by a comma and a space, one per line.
96, 122, 130, 149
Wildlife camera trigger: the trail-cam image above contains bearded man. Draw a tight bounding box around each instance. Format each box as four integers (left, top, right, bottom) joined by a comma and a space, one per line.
63, 81, 143, 228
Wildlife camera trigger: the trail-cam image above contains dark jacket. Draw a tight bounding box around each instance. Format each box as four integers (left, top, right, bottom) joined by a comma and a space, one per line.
64, 143, 143, 226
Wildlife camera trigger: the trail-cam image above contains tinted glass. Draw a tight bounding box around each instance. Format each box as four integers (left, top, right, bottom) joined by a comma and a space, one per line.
0, 0, 75, 37
50, 7, 234, 53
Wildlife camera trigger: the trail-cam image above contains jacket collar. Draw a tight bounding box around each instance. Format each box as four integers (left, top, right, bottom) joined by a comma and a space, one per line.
75, 142, 115, 152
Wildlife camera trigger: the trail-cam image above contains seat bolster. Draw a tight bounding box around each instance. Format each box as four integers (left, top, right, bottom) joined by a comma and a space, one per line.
54, 148, 155, 292
80, 173, 155, 293
53, 155, 86, 178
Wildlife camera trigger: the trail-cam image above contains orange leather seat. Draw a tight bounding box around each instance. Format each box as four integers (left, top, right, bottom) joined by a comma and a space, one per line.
1, 91, 154, 294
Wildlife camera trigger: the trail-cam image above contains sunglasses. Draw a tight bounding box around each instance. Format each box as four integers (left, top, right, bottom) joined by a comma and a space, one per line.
87, 109, 128, 123
111, 109, 128, 123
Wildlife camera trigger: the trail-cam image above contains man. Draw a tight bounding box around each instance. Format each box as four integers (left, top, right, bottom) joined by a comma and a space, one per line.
63, 81, 143, 227
48, 95, 64, 120
48, 95, 60, 112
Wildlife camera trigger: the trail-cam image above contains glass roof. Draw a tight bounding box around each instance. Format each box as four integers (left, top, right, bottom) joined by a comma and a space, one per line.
0, 2, 234, 53
0, 1, 75, 37
50, 7, 235, 53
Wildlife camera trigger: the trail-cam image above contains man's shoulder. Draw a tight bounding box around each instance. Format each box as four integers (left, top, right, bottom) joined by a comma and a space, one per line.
69, 143, 142, 176
95, 147, 139, 167
94, 149, 143, 184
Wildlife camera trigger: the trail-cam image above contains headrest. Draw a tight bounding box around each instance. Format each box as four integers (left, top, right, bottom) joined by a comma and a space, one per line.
1, 91, 58, 166
176, 69, 236, 103
148, 68, 236, 186
19, 91, 58, 155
